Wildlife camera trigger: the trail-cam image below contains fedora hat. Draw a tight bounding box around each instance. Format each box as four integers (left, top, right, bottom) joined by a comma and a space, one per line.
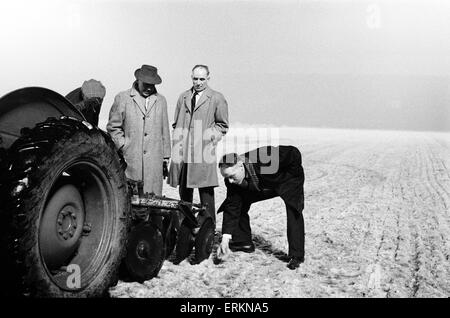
134, 65, 162, 85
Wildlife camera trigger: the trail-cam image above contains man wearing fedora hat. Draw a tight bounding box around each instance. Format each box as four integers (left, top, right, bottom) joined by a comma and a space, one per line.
168, 65, 229, 225
107, 65, 171, 195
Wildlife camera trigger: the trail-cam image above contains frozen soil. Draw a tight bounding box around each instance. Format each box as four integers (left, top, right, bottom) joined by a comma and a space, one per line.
110, 128, 450, 298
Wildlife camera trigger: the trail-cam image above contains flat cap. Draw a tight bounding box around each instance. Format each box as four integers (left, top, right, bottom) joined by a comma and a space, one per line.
81, 79, 106, 99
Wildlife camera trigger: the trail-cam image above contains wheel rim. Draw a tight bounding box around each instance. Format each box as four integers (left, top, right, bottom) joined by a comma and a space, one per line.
165, 228, 177, 259
174, 221, 194, 264
38, 160, 118, 291
194, 219, 215, 263
203, 228, 214, 255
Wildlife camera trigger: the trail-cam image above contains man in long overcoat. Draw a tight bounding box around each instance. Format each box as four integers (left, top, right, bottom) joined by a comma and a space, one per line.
107, 65, 171, 195
168, 65, 229, 223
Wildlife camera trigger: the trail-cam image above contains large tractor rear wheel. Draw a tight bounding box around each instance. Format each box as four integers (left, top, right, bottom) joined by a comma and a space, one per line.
173, 220, 194, 265
0, 117, 130, 297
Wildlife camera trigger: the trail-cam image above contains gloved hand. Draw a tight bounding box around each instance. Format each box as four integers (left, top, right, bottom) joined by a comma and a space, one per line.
163, 159, 169, 179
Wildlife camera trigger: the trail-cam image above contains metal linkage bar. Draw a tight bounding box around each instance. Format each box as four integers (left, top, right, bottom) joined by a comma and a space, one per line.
131, 194, 206, 227
131, 194, 205, 211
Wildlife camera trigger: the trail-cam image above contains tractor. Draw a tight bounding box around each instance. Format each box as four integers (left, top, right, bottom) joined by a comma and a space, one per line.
0, 87, 215, 297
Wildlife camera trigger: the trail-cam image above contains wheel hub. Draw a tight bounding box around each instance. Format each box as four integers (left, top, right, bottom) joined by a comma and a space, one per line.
56, 206, 79, 240
39, 184, 85, 270
136, 241, 150, 260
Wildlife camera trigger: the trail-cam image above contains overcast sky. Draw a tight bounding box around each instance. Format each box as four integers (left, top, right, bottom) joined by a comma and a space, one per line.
0, 0, 449, 131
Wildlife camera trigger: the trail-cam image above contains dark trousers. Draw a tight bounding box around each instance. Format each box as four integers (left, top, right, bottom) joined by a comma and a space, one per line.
179, 163, 216, 224
232, 183, 304, 258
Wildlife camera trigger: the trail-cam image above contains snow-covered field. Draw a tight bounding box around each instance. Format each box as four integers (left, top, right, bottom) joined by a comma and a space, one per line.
110, 127, 450, 298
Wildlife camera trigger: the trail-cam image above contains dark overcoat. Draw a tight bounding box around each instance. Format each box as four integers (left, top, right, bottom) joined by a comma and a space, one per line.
219, 145, 305, 235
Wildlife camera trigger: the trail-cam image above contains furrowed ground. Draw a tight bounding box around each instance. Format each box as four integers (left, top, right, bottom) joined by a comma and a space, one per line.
110, 127, 450, 298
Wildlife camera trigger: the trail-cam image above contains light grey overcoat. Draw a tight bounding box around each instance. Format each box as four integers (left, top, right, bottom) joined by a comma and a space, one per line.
168, 87, 229, 188
107, 86, 171, 195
